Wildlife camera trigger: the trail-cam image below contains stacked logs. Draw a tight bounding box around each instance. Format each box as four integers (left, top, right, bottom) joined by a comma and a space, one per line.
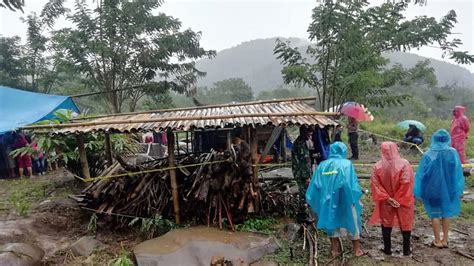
74, 149, 298, 228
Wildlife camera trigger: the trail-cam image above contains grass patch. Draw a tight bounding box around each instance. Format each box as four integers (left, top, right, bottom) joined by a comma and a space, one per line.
466, 175, 474, 188
460, 202, 474, 222
235, 216, 279, 234
5, 179, 54, 216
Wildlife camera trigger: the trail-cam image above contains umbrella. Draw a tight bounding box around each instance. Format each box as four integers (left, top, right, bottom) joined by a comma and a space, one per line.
339, 102, 374, 121
397, 120, 426, 131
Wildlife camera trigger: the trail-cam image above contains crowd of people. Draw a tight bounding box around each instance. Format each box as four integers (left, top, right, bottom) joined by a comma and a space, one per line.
0, 132, 50, 179
292, 106, 470, 258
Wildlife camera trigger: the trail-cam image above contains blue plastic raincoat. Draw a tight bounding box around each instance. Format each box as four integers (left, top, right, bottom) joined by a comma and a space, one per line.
306, 142, 363, 236
414, 129, 464, 219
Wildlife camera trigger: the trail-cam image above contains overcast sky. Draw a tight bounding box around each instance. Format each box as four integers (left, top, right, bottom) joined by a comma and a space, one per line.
1, 0, 473, 71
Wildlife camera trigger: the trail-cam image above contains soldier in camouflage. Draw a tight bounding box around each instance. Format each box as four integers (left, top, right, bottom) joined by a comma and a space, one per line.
292, 125, 314, 220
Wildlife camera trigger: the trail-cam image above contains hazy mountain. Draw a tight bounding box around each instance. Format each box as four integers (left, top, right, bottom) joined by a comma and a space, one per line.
196, 38, 474, 93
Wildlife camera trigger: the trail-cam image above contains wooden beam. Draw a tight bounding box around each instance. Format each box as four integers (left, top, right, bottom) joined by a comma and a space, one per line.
22, 111, 340, 130
104, 132, 113, 167
167, 129, 181, 224
76, 134, 90, 179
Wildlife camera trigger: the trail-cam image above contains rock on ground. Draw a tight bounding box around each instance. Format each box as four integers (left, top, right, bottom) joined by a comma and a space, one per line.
134, 226, 279, 266
70, 236, 106, 257
0, 243, 44, 266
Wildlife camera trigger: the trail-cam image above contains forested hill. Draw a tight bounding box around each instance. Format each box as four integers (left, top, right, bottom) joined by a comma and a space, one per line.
196, 38, 474, 92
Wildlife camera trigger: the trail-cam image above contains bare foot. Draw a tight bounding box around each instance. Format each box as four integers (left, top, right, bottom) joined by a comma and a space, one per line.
354, 249, 368, 257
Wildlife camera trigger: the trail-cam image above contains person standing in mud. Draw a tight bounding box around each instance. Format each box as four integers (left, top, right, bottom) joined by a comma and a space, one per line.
306, 142, 366, 257
414, 129, 464, 248
291, 125, 313, 221
347, 117, 359, 160
370, 142, 414, 256
450, 106, 470, 164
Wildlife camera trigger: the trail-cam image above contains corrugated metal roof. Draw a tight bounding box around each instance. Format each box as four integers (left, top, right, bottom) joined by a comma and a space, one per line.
25, 99, 339, 134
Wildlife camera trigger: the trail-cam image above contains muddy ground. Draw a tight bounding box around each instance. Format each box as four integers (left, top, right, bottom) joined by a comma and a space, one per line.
1, 152, 473, 265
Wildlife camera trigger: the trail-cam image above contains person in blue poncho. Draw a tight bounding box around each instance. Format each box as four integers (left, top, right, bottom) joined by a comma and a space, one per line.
414, 129, 464, 248
306, 142, 365, 257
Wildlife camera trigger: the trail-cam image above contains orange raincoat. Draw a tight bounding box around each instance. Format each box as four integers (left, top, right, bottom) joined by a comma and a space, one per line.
369, 142, 414, 231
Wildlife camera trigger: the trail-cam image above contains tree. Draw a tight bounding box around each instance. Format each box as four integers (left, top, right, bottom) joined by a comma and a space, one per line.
274, 1, 474, 111
53, 0, 215, 113
0, 0, 24, 12
196, 78, 254, 104
256, 85, 310, 101
0, 36, 25, 87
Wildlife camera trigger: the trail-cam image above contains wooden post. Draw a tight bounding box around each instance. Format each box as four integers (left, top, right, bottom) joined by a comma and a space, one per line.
280, 127, 287, 162
226, 130, 232, 149
76, 134, 90, 179
167, 129, 181, 224
250, 126, 260, 212
104, 132, 113, 167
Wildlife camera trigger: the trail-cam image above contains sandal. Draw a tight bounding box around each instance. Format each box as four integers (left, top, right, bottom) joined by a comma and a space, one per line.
430, 241, 443, 249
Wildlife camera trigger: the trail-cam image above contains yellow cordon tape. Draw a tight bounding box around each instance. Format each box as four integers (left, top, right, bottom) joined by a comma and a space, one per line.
75, 159, 473, 183
358, 128, 424, 154
76, 160, 229, 182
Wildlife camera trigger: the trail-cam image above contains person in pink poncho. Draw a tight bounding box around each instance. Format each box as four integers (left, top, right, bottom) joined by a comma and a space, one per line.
450, 106, 470, 163
369, 142, 414, 256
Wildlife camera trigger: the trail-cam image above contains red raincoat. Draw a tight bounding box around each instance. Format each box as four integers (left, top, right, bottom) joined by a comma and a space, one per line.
451, 106, 470, 164
369, 142, 414, 231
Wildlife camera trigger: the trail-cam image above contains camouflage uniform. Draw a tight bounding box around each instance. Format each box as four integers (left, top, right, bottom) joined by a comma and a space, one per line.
291, 135, 312, 209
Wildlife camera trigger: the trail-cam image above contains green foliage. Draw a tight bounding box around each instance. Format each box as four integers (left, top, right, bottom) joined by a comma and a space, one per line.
129, 214, 177, 239
52, 0, 215, 113
109, 243, 133, 266
88, 213, 98, 234
256, 85, 311, 100
195, 78, 254, 104
0, 0, 24, 12
274, 1, 473, 110
11, 110, 138, 177
235, 217, 278, 234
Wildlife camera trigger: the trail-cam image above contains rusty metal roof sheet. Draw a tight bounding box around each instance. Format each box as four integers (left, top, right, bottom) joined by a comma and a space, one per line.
25, 98, 339, 135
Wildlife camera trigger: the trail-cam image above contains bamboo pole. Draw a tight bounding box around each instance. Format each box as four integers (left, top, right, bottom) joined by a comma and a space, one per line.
76, 134, 91, 179
250, 126, 260, 213
22, 111, 340, 130
104, 132, 113, 167
167, 129, 181, 224
72, 96, 320, 121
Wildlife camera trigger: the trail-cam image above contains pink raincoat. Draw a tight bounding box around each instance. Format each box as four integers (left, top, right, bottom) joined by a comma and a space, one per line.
369, 142, 414, 231
451, 106, 470, 163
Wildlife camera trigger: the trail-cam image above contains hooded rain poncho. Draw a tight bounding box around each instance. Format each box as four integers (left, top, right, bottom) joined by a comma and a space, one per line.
369, 142, 414, 231
450, 106, 470, 163
306, 142, 363, 236
414, 129, 464, 219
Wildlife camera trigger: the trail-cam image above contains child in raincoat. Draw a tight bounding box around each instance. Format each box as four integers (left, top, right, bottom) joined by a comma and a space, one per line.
414, 129, 464, 248
450, 106, 470, 164
306, 142, 365, 257
369, 142, 414, 256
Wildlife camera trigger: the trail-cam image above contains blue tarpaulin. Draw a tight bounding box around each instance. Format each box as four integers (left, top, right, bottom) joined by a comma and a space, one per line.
0, 86, 80, 134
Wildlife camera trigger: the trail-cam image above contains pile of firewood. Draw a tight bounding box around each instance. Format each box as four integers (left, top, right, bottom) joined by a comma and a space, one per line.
74, 148, 298, 228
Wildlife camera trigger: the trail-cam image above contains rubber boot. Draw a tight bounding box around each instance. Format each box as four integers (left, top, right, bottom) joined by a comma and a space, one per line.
402, 231, 411, 256
381, 226, 392, 255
